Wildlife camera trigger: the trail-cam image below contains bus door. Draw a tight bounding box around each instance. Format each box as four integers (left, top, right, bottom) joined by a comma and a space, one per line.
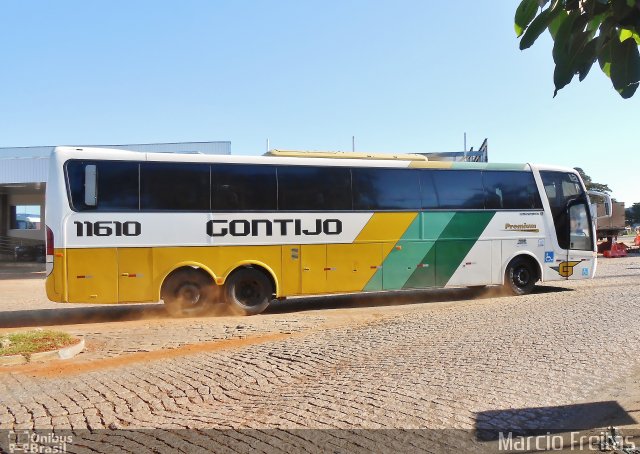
565, 199, 596, 280
540, 171, 595, 281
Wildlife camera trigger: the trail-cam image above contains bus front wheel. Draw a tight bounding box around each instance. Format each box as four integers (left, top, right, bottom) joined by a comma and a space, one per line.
504, 257, 537, 296
162, 268, 218, 317
224, 268, 273, 316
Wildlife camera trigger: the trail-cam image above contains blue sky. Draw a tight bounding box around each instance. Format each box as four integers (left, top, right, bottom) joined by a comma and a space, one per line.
0, 1, 637, 204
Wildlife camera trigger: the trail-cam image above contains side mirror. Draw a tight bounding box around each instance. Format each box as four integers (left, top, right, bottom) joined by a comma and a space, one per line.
84, 165, 97, 206
587, 190, 612, 219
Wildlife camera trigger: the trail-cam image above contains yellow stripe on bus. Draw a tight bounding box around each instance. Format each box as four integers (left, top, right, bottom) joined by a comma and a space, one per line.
355, 212, 417, 244
408, 161, 454, 169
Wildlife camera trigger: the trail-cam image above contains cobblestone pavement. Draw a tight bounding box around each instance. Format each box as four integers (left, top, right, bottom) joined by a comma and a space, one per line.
1, 256, 640, 452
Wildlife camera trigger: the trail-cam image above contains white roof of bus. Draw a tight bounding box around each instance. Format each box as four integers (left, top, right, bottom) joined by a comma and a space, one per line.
51, 146, 579, 174
53, 146, 411, 168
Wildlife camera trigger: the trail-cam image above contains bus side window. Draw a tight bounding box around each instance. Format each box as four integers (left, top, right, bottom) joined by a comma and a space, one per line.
140, 162, 210, 211
432, 170, 484, 210
217, 185, 240, 208
66, 161, 139, 211
483, 171, 543, 210
485, 188, 504, 209
420, 171, 439, 209
352, 168, 420, 210
213, 164, 277, 211
278, 166, 351, 211
94, 162, 140, 211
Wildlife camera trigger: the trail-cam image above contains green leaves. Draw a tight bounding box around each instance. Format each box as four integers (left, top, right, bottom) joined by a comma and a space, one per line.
619, 28, 640, 44
598, 36, 613, 77
515, 0, 540, 37
520, 3, 564, 50
516, 0, 640, 98
611, 35, 640, 97
577, 38, 598, 81
550, 10, 597, 96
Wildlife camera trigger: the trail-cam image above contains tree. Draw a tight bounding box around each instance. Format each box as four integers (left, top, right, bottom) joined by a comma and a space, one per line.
574, 167, 612, 192
515, 0, 640, 98
627, 202, 640, 224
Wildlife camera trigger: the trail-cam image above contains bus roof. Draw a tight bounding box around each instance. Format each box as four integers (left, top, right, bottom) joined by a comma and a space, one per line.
51, 146, 575, 173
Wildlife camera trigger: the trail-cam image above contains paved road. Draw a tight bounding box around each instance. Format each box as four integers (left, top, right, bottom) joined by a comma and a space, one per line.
1, 256, 640, 452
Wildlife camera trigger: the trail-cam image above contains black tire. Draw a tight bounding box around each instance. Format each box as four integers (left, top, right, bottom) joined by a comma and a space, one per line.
503, 257, 537, 296
224, 268, 273, 316
162, 268, 218, 317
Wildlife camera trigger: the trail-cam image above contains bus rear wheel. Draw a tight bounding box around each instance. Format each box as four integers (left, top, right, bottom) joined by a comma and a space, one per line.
162, 268, 218, 317
504, 257, 537, 296
224, 268, 273, 316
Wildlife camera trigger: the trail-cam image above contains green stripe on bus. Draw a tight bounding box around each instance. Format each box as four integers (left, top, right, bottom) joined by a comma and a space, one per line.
379, 239, 434, 290
423, 211, 456, 240
402, 243, 437, 288
363, 212, 455, 291
431, 211, 496, 287
399, 211, 455, 288
363, 211, 495, 291
485, 163, 528, 171
450, 162, 527, 171
362, 215, 421, 291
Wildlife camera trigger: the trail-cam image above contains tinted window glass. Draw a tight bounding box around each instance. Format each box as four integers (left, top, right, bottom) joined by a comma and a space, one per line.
541, 171, 586, 250
353, 168, 420, 210
141, 162, 210, 211
66, 160, 139, 211
213, 164, 277, 211
569, 203, 593, 251
432, 170, 484, 209
541, 171, 584, 209
278, 166, 351, 211
483, 171, 543, 210
420, 171, 439, 209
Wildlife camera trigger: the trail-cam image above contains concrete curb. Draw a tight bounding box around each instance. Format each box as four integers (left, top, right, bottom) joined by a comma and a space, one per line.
0, 354, 27, 366
0, 338, 85, 366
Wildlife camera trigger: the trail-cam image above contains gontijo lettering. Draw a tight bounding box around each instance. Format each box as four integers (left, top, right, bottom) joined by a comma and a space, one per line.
206, 218, 343, 237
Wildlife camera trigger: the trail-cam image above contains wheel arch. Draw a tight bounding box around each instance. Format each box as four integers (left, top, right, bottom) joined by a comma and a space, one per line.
502, 252, 543, 285
157, 262, 217, 301
222, 261, 279, 297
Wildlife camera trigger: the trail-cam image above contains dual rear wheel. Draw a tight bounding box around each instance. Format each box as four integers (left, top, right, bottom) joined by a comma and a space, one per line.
161, 267, 273, 317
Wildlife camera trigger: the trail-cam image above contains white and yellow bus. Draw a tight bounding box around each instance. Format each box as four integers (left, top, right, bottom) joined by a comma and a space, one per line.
45, 147, 609, 316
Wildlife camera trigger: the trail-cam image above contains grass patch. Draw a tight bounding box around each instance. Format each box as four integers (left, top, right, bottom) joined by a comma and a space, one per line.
0, 330, 78, 358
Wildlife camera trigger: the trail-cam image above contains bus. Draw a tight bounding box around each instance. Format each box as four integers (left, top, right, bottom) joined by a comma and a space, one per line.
45, 146, 610, 316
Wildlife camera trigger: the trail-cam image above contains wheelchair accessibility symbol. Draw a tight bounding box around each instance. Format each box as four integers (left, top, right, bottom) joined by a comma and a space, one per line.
544, 251, 554, 263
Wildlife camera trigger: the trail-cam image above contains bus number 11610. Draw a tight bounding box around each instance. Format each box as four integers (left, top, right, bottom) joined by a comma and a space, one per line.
73, 221, 141, 237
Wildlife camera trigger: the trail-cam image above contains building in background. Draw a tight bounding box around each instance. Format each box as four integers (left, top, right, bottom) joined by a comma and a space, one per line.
0, 141, 231, 259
